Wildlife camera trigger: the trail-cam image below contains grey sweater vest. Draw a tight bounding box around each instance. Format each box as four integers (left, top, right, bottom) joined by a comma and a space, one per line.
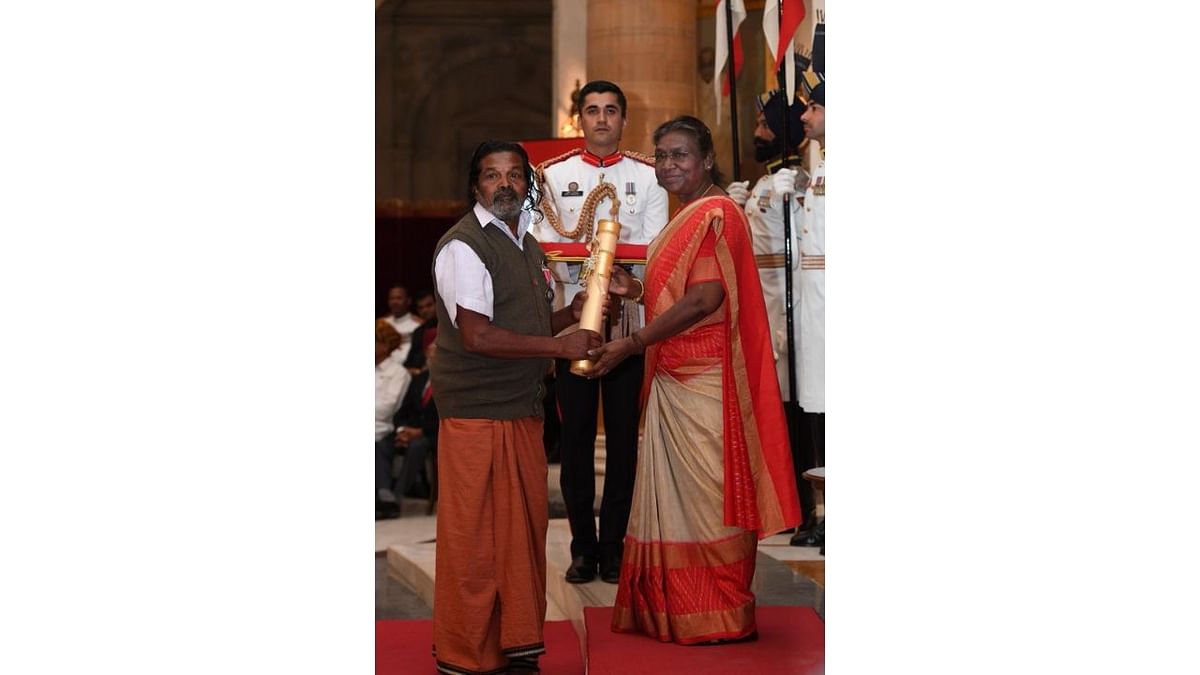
431, 210, 554, 420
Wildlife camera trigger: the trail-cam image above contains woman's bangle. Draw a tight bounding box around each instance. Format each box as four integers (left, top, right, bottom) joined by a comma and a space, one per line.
630, 276, 645, 304
630, 330, 646, 353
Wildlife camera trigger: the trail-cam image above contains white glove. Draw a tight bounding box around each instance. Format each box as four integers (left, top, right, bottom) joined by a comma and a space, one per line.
770, 168, 799, 199
725, 180, 750, 206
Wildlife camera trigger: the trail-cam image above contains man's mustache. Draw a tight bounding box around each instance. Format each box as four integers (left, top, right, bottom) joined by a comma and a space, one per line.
493, 187, 520, 201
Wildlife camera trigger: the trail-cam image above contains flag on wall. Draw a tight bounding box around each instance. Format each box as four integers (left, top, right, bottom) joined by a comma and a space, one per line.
713, 0, 746, 123
763, 0, 806, 101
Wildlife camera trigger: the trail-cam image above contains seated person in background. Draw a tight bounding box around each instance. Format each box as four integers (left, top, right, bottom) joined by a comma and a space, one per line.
379, 285, 421, 365
404, 290, 439, 376
393, 329, 440, 501
375, 321, 412, 520
413, 289, 437, 324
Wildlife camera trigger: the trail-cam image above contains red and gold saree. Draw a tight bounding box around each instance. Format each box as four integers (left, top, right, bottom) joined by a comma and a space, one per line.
611, 195, 802, 644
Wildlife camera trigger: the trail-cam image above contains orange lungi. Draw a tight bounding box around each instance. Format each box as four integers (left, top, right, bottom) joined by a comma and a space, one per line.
432, 417, 548, 675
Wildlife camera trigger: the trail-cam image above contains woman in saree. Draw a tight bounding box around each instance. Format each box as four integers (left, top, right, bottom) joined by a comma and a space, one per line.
587, 116, 802, 645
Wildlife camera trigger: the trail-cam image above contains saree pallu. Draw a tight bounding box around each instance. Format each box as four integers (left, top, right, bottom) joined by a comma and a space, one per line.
612, 195, 801, 644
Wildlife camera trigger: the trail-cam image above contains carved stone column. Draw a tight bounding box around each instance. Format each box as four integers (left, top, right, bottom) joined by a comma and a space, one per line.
587, 0, 697, 155
553, 0, 588, 137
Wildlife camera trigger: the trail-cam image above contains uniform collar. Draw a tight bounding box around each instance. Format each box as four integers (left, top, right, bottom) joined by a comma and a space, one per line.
581, 148, 624, 168
765, 153, 804, 174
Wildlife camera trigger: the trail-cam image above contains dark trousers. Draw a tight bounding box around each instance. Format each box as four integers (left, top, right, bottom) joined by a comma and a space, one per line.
789, 406, 826, 529
542, 372, 561, 463
375, 435, 396, 503
395, 435, 434, 499
556, 355, 643, 561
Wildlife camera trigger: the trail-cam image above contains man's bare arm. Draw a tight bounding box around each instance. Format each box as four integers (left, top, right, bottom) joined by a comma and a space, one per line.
457, 306, 599, 360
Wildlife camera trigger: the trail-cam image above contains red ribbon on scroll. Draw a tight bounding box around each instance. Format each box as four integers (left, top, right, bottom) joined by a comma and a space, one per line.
538, 242, 650, 264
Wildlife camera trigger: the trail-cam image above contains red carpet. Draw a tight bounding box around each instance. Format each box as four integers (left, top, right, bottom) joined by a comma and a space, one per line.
584, 606, 824, 675
376, 619, 583, 674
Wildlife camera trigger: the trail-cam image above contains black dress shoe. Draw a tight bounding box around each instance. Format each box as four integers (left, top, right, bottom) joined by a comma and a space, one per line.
376, 501, 400, 521
789, 527, 821, 547
565, 556, 597, 584
599, 553, 621, 584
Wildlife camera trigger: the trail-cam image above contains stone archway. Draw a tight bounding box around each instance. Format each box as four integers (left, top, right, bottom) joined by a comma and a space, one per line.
376, 0, 553, 201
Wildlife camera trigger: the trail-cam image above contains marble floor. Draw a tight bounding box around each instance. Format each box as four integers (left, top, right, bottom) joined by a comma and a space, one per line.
375, 464, 825, 623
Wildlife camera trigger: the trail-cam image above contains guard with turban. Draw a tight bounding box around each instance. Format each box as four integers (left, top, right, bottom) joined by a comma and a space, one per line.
723, 21, 826, 548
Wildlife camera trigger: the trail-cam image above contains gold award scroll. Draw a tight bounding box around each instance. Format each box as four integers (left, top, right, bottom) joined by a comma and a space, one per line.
569, 218, 621, 375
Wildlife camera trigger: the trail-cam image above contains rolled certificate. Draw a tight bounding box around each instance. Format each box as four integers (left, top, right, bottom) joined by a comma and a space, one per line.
570, 218, 622, 376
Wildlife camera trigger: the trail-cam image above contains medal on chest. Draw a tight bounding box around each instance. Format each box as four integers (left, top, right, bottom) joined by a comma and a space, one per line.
756, 189, 771, 213
540, 261, 555, 304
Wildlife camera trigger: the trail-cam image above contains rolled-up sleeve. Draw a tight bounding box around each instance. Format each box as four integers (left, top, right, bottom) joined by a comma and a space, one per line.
433, 241, 493, 327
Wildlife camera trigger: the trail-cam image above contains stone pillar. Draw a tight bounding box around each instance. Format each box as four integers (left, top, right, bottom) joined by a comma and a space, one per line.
587, 0, 697, 155
553, 0, 588, 137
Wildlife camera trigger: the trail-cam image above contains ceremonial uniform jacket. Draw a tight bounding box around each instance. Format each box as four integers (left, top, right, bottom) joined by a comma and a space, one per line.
743, 159, 806, 401
532, 148, 667, 338
794, 150, 824, 413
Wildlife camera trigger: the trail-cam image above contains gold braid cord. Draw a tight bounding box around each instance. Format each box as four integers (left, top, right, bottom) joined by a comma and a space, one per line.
577, 184, 620, 283
534, 149, 621, 242
576, 182, 621, 242
622, 149, 655, 166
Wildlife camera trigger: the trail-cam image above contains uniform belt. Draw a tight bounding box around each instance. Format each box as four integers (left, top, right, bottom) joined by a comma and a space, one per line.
755, 253, 825, 269
755, 253, 786, 269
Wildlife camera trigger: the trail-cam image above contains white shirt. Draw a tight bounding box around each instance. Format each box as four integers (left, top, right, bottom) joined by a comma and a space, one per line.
382, 313, 422, 364
433, 202, 532, 327
375, 352, 412, 441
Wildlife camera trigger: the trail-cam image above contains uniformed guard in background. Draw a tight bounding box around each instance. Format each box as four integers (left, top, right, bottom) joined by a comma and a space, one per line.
791, 25, 825, 548
726, 87, 808, 402
532, 80, 668, 584
724, 27, 825, 547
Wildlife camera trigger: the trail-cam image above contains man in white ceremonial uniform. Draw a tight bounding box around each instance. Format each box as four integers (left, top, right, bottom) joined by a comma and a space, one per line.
781, 28, 826, 548
726, 88, 808, 402
531, 80, 667, 584
795, 72, 824, 428
726, 37, 825, 547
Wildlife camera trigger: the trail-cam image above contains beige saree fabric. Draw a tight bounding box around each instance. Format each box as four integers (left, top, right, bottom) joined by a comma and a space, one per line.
613, 367, 758, 644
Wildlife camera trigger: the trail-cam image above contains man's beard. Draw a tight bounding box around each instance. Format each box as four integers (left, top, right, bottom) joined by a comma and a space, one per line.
754, 137, 784, 163
489, 187, 524, 220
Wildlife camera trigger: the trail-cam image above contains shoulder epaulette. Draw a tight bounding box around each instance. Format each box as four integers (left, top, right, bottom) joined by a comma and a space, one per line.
622, 149, 655, 167
535, 147, 583, 172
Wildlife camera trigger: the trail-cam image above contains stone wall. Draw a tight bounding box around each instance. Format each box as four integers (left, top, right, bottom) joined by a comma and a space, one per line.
376, 0, 553, 202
